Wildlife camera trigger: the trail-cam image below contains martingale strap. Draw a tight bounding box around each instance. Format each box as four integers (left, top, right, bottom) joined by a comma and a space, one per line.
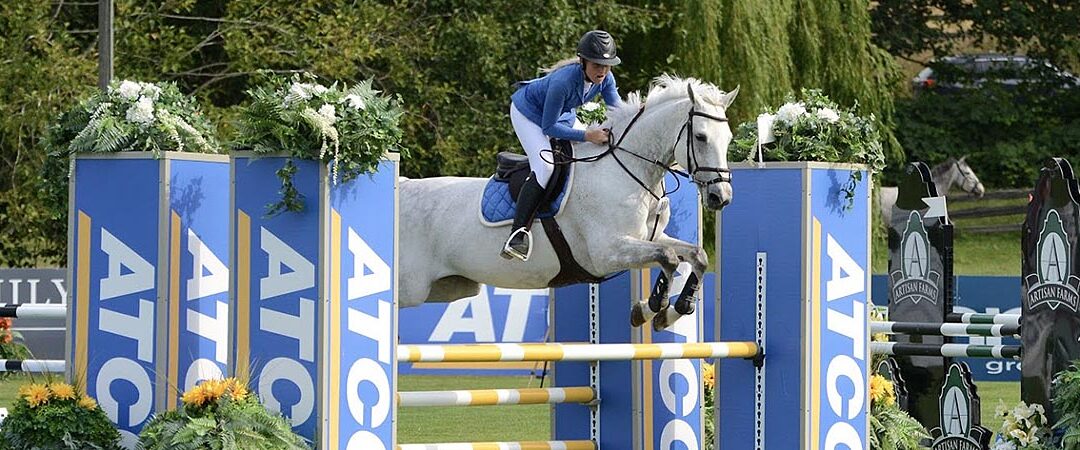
541, 217, 606, 286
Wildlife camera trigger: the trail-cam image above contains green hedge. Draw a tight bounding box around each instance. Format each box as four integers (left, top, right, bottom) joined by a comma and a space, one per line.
892, 86, 1080, 188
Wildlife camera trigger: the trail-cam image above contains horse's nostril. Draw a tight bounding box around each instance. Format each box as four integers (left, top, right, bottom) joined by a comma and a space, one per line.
709, 193, 720, 204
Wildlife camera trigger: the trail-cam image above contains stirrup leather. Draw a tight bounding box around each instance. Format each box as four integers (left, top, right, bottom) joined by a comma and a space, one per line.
502, 227, 534, 261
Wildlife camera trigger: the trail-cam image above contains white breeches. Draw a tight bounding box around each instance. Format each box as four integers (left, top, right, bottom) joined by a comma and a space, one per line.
509, 103, 584, 186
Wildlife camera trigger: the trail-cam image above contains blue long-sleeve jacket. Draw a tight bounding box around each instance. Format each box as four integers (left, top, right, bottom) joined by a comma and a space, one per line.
510, 63, 621, 141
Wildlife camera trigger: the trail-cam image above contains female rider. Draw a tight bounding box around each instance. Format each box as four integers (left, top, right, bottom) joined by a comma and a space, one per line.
502, 29, 624, 261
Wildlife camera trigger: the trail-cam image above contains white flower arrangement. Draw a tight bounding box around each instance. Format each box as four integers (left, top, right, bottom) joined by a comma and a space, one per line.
992, 400, 1050, 450
775, 101, 807, 125
732, 89, 886, 209
576, 95, 607, 126
51, 80, 219, 156
233, 73, 405, 214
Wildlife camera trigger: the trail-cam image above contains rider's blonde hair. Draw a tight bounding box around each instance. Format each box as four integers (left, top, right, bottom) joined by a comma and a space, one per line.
540, 57, 582, 74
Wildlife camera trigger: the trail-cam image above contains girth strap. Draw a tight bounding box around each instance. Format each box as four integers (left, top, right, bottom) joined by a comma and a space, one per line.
540, 217, 606, 287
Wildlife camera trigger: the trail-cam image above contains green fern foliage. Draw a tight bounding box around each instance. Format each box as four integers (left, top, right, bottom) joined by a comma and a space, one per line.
39, 80, 221, 226
232, 73, 406, 215
47, 80, 219, 157
869, 404, 929, 450
1054, 361, 1080, 449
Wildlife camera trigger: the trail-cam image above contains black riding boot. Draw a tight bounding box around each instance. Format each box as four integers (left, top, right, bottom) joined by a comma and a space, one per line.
501, 173, 547, 261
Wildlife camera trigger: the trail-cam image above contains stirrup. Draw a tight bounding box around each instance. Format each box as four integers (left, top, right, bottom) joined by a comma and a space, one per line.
501, 228, 533, 261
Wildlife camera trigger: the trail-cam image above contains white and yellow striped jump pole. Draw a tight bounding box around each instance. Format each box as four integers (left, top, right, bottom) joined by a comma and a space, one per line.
396, 342, 759, 363
397, 441, 596, 450
398, 387, 595, 408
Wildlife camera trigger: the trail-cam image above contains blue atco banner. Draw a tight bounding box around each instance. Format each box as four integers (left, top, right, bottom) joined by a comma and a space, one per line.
170, 159, 231, 407
232, 156, 322, 441
325, 159, 397, 449
398, 286, 547, 376
810, 168, 870, 450
70, 156, 164, 447
872, 275, 1023, 381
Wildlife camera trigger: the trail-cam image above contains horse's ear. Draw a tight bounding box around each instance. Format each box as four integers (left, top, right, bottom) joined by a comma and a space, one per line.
959, 155, 968, 162
721, 85, 740, 109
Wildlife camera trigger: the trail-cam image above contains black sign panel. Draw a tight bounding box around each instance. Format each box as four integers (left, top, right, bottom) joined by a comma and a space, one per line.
888, 162, 953, 427
1021, 157, 1080, 423
931, 362, 991, 450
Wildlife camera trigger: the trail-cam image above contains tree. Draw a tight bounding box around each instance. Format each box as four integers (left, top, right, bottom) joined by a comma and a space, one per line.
871, 0, 1080, 71
0, 3, 95, 267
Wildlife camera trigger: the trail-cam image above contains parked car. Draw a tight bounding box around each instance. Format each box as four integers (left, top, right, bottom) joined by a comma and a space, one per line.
911, 53, 1080, 95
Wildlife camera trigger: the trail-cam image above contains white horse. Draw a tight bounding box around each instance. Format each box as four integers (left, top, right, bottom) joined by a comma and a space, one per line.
399, 75, 738, 330
879, 156, 984, 224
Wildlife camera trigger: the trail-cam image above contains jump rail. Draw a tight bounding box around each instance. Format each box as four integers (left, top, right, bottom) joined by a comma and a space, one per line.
0, 359, 65, 373
396, 342, 760, 363
396, 441, 596, 450
871, 342, 1021, 359
0, 304, 66, 319
945, 312, 1021, 326
871, 321, 1020, 338
398, 387, 595, 407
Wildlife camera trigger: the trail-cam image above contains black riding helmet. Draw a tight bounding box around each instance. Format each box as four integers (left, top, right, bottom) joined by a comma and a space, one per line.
576, 30, 622, 66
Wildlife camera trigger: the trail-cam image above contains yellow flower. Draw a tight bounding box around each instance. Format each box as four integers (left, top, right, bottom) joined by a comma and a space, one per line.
182, 384, 208, 407
21, 384, 51, 408
79, 395, 98, 410
205, 379, 228, 400
872, 332, 889, 343
224, 378, 249, 400
702, 363, 715, 390
49, 382, 76, 400
869, 375, 895, 407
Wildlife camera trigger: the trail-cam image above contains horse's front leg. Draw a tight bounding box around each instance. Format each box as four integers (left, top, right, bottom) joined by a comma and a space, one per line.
648, 235, 709, 331
602, 237, 682, 327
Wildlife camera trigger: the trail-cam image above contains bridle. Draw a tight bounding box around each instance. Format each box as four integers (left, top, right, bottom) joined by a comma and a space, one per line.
546, 83, 732, 202
678, 84, 733, 187
953, 159, 981, 193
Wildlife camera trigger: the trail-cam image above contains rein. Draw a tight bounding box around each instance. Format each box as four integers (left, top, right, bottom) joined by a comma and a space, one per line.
543, 83, 732, 202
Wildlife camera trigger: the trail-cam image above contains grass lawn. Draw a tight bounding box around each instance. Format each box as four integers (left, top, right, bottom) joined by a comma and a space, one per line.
0, 374, 1021, 444
398, 375, 551, 443
977, 381, 1021, 433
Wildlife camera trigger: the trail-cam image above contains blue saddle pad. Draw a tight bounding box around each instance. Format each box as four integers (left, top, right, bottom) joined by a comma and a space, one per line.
481, 177, 569, 224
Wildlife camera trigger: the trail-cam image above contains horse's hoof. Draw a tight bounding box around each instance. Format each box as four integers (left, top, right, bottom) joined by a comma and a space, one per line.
652, 308, 670, 332
630, 303, 647, 328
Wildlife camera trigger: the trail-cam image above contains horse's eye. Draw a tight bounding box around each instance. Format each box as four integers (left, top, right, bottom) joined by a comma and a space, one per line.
694, 132, 707, 142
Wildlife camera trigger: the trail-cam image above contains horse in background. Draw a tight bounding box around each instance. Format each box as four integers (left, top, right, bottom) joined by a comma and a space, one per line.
399, 75, 738, 331
879, 156, 984, 224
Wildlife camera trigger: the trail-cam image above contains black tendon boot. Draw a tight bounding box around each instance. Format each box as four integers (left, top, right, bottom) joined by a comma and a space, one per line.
501, 173, 547, 261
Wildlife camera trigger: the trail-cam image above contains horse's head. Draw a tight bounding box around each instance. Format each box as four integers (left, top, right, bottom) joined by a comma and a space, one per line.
954, 156, 985, 197
662, 78, 738, 210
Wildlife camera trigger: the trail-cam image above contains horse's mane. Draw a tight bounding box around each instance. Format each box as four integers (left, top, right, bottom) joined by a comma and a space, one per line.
606, 74, 731, 129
